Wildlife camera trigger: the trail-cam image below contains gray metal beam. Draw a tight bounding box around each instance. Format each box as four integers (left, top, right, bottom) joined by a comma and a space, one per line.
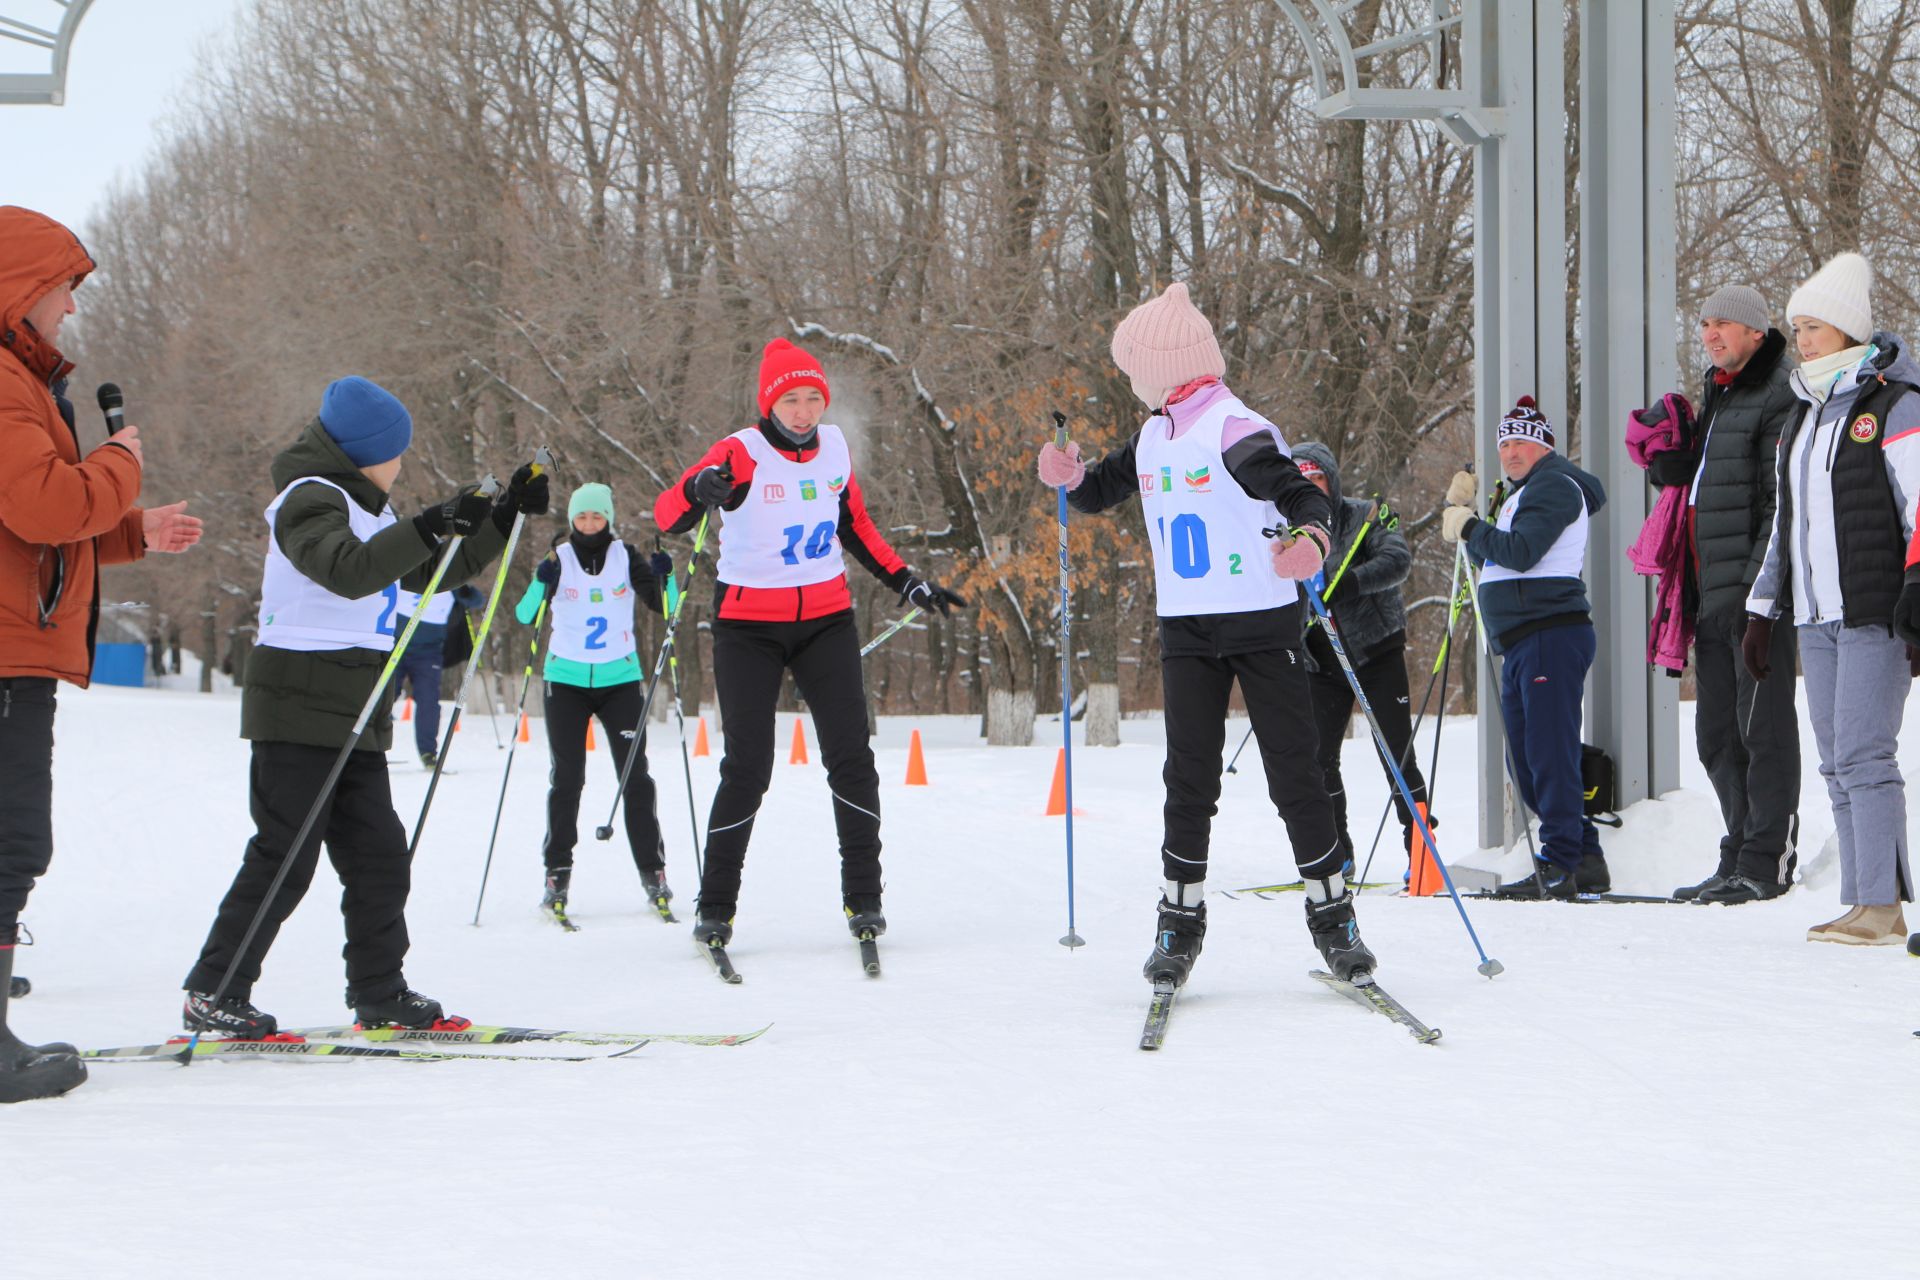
0, 0, 95, 106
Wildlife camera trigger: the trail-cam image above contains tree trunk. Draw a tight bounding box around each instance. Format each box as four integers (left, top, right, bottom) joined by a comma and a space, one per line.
986, 686, 1036, 746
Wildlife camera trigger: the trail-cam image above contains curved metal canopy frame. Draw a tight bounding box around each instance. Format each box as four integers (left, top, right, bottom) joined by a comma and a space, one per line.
1270, 1, 1493, 137
0, 0, 95, 105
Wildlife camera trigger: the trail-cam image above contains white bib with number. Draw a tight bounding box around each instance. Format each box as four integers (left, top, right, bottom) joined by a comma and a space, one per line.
715, 425, 853, 588
397, 589, 457, 626
257, 477, 403, 652
1477, 473, 1590, 586
547, 541, 639, 664
1135, 396, 1299, 617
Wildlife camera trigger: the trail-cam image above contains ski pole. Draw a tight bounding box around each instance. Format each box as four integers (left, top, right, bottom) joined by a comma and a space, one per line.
1052, 410, 1084, 949
468, 614, 505, 749
410, 448, 552, 859
472, 590, 551, 926
661, 560, 705, 883
860, 606, 923, 658
1227, 508, 1376, 775
595, 509, 713, 842
1282, 532, 1502, 977
1454, 540, 1543, 874
182, 487, 493, 1061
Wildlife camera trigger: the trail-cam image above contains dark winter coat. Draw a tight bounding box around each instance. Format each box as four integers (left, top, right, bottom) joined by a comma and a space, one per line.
1748, 333, 1920, 632
240, 421, 506, 752
1648, 328, 1799, 619
1463, 451, 1607, 653
1290, 441, 1411, 671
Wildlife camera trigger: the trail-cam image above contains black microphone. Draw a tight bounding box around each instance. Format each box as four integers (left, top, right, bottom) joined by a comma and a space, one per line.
96, 382, 125, 436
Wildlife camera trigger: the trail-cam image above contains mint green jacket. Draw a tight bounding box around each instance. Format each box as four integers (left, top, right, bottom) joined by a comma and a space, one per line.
513, 578, 643, 688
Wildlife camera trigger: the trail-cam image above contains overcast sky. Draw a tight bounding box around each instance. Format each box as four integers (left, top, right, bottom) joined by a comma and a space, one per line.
6, 0, 246, 234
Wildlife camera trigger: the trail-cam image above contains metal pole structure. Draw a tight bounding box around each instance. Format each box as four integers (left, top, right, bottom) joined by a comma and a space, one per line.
0, 0, 96, 105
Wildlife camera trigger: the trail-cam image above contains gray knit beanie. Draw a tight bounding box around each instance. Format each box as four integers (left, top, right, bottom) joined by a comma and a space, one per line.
1698, 284, 1770, 335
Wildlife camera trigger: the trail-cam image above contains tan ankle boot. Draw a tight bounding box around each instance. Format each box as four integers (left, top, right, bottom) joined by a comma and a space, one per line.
1808, 904, 1906, 945
1806, 905, 1865, 941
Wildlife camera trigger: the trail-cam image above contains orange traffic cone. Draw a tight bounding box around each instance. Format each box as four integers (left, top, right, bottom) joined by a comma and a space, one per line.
790, 718, 809, 765
1045, 747, 1068, 816
517, 712, 531, 743
1407, 802, 1442, 896
585, 719, 596, 751
904, 729, 928, 786
693, 717, 711, 757
400, 698, 412, 722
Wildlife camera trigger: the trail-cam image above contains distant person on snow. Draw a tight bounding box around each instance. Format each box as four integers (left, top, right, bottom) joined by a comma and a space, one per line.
180, 375, 547, 1038
1749, 253, 1918, 946
654, 338, 965, 966
0, 206, 202, 1105
392, 581, 486, 768
1645, 284, 1803, 904
1290, 441, 1432, 878
513, 481, 673, 926
1036, 282, 1374, 990
1440, 396, 1609, 899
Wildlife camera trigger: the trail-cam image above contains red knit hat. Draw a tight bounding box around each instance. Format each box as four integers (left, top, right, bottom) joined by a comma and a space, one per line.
757, 339, 831, 418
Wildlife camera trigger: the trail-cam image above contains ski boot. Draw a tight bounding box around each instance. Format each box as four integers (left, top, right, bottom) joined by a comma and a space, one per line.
1142, 882, 1206, 987
352, 986, 470, 1031
844, 893, 886, 940
1576, 851, 1612, 894
1494, 858, 1579, 900
420, 751, 438, 770
692, 905, 734, 948
183, 989, 279, 1039
0, 929, 83, 1104
541, 868, 577, 929
1304, 875, 1376, 983
641, 869, 676, 922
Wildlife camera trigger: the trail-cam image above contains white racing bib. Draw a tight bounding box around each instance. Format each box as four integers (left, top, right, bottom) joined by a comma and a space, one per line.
1478, 473, 1590, 586
1135, 395, 1300, 617
714, 425, 854, 588
257, 477, 403, 652
397, 589, 457, 626
547, 541, 639, 664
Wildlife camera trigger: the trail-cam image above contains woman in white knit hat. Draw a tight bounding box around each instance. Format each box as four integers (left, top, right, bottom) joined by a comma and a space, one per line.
1034, 282, 1376, 996
1744, 252, 1920, 945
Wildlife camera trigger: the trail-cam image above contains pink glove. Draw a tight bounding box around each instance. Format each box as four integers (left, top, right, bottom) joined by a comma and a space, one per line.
1037, 440, 1086, 490
1269, 525, 1329, 579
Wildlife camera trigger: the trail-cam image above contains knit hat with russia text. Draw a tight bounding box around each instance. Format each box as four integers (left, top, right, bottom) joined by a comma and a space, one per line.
1497, 395, 1554, 448
757, 339, 831, 418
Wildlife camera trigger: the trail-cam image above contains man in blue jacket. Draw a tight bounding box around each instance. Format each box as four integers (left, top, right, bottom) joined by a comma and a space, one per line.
1442, 396, 1610, 898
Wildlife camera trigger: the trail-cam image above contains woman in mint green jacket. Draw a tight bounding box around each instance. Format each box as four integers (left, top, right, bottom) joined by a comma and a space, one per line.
514, 483, 673, 924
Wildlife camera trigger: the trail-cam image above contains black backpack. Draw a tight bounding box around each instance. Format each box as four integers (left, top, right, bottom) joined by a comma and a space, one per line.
1582, 743, 1623, 828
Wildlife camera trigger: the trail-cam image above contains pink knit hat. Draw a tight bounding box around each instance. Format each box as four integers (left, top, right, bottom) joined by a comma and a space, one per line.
1110, 282, 1226, 409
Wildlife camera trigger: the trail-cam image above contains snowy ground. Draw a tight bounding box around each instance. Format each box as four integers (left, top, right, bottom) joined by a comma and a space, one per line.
7, 679, 1918, 1278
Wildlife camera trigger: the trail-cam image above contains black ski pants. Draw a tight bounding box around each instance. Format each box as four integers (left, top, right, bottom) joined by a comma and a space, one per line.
185, 742, 413, 1004
1304, 634, 1429, 859
1161, 647, 1342, 885
542, 679, 663, 876
699, 611, 881, 913
0, 678, 57, 932
1693, 608, 1801, 881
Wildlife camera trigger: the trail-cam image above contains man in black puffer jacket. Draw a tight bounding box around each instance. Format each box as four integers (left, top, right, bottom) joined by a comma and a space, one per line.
1292, 442, 1431, 874
1647, 285, 1802, 903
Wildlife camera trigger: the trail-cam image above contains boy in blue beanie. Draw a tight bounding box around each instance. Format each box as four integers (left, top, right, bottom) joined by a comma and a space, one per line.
181, 376, 549, 1037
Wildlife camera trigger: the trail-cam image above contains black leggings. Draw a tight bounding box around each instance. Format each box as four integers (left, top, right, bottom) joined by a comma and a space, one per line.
542, 680, 663, 876
698, 612, 881, 913
1304, 636, 1429, 857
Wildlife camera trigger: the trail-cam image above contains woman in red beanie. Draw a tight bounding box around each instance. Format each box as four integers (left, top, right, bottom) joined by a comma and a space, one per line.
654, 338, 964, 971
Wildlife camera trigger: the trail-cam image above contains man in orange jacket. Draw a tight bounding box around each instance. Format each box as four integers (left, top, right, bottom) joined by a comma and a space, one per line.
0, 206, 202, 1103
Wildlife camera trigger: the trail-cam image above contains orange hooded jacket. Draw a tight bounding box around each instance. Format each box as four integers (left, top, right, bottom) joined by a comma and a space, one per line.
0, 206, 145, 686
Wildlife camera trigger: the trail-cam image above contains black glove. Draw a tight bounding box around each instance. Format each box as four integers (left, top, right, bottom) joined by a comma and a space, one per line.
534, 558, 561, 592
1645, 450, 1699, 489
492, 462, 551, 532
1740, 615, 1774, 681
688, 465, 734, 508
416, 484, 492, 540
901, 576, 968, 617
1894, 568, 1920, 647
649, 551, 674, 580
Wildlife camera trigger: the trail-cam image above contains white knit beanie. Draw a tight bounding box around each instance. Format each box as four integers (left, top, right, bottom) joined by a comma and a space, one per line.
1786, 252, 1873, 345
1110, 282, 1227, 409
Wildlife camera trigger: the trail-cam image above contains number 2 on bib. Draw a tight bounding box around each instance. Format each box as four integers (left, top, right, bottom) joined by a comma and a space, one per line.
1156, 514, 1212, 579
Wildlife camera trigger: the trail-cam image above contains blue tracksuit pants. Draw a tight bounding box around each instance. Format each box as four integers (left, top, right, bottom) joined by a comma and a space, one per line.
1498, 623, 1601, 869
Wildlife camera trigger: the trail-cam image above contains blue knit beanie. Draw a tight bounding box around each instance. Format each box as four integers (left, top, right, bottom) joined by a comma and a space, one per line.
319, 376, 413, 466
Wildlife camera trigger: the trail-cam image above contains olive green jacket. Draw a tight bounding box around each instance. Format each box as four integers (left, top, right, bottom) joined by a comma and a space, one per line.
241, 420, 505, 751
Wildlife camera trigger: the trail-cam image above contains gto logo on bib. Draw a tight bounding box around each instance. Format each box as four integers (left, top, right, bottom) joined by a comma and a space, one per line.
1850, 414, 1880, 443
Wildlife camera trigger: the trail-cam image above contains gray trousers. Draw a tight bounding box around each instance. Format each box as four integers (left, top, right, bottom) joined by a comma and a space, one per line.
1798, 622, 1913, 906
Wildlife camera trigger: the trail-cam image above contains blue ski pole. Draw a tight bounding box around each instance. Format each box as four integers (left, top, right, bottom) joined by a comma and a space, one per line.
1280, 529, 1502, 977
1053, 411, 1084, 949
